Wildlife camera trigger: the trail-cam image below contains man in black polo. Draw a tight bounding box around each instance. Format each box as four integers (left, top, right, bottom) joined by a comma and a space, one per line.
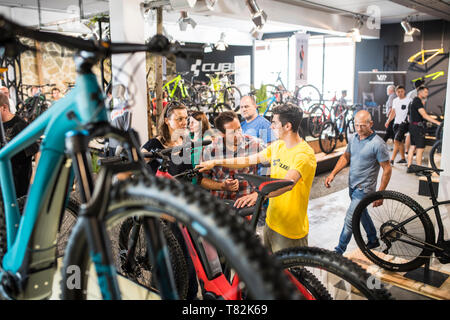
407, 86, 441, 172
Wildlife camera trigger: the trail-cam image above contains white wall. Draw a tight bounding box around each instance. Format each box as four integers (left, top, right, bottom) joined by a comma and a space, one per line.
109, 0, 148, 145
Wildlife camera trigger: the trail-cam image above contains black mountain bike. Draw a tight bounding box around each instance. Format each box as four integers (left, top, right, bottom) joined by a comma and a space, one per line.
352, 164, 450, 272
318, 105, 355, 154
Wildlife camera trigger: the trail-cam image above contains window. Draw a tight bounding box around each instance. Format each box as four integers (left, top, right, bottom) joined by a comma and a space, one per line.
254, 38, 289, 89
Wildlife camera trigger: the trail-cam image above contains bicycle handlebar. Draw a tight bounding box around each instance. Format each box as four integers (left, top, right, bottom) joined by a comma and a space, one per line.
0, 15, 203, 58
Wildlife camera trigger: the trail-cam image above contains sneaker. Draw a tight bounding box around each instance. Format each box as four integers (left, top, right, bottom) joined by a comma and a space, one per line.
366, 239, 380, 249
406, 166, 413, 173
396, 159, 407, 164
390, 160, 394, 165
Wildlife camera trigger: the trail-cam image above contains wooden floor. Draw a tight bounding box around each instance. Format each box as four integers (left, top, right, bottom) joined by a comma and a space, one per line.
345, 248, 450, 300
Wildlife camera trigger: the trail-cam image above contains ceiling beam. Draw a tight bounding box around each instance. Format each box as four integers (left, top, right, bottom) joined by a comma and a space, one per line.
389, 0, 450, 21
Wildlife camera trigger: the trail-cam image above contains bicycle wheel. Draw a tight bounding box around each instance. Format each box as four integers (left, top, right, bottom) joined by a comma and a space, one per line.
352, 190, 435, 272
307, 104, 328, 138
345, 118, 355, 144
429, 139, 442, 172
60, 175, 297, 300
196, 85, 214, 105
275, 247, 393, 300
319, 121, 338, 154
118, 217, 189, 299
296, 84, 322, 110
222, 86, 242, 111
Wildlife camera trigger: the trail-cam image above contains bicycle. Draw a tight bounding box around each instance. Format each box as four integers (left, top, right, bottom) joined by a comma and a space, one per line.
0, 16, 295, 300
352, 164, 450, 272
318, 105, 356, 154
161, 71, 197, 104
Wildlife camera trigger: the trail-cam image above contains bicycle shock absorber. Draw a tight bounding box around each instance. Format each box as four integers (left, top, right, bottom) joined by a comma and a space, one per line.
65, 129, 95, 203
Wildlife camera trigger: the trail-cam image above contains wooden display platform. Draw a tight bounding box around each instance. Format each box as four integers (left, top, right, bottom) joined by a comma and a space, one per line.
345, 248, 450, 300
305, 135, 346, 175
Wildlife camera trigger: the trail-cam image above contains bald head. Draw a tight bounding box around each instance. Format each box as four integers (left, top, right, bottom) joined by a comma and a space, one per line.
355, 110, 372, 123
354, 110, 374, 138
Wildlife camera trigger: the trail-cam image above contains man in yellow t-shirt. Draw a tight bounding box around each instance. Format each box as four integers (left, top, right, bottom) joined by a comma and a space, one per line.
197, 104, 317, 253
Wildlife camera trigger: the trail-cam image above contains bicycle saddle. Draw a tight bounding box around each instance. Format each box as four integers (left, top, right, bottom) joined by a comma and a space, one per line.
408, 164, 443, 175
235, 173, 294, 196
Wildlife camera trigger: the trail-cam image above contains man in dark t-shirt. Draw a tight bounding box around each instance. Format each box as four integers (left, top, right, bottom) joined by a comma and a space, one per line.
406, 86, 441, 171
0, 93, 39, 198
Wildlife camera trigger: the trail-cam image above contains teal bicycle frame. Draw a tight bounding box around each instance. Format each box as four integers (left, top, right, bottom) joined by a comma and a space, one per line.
0, 70, 108, 298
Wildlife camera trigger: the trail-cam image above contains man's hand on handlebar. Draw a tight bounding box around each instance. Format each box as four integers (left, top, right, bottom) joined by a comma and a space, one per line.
234, 192, 258, 209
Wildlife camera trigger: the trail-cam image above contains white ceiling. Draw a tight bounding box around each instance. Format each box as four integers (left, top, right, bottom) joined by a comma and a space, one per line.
0, 0, 444, 45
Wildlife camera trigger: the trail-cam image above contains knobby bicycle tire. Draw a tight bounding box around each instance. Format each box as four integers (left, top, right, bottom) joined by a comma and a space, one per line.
118, 218, 189, 299
429, 139, 442, 173
60, 175, 297, 300
352, 190, 435, 272
288, 267, 332, 300
275, 247, 393, 300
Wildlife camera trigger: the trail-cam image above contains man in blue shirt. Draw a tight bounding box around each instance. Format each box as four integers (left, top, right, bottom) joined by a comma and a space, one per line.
324, 110, 392, 255
240, 95, 275, 145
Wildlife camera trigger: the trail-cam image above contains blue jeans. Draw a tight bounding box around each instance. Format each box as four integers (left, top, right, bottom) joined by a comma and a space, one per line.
335, 187, 378, 254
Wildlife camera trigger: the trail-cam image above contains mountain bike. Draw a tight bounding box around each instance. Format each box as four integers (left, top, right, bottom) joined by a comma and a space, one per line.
0, 16, 295, 300
162, 71, 197, 104
352, 164, 450, 272
318, 105, 355, 154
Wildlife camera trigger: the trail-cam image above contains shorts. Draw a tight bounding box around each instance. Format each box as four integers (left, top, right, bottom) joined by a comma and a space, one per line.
394, 122, 409, 142
263, 225, 308, 253
409, 124, 425, 148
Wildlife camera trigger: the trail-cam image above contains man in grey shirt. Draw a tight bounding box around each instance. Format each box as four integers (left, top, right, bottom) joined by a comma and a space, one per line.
325, 110, 392, 254
383, 84, 396, 142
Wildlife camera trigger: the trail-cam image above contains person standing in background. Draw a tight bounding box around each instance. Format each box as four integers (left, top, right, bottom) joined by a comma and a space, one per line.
383, 84, 396, 143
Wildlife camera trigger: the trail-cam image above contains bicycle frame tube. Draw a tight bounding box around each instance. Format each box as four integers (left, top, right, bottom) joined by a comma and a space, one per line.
0, 72, 107, 273
163, 75, 182, 99
261, 96, 276, 117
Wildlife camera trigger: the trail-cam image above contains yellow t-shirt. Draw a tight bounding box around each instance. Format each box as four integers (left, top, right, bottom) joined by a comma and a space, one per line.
259, 140, 317, 239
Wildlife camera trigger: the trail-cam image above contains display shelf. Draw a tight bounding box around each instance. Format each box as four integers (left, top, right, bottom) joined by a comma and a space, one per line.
345, 248, 450, 300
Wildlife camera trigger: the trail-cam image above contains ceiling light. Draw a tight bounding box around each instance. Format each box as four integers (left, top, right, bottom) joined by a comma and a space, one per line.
246, 0, 267, 28
346, 16, 363, 43
204, 43, 213, 53
250, 26, 263, 40
178, 11, 197, 31
215, 32, 228, 51
401, 19, 420, 43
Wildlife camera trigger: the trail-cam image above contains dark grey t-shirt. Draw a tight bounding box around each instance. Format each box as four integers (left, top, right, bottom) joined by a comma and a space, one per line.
346, 132, 390, 192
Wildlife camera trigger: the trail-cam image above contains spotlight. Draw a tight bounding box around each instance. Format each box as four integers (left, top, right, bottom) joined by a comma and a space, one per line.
250, 26, 263, 40
204, 43, 213, 53
246, 0, 267, 28
215, 32, 228, 51
346, 16, 363, 42
401, 19, 420, 42
178, 11, 197, 31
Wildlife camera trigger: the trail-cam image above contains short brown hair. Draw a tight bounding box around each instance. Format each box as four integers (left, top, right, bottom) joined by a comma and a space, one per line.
214, 111, 238, 134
